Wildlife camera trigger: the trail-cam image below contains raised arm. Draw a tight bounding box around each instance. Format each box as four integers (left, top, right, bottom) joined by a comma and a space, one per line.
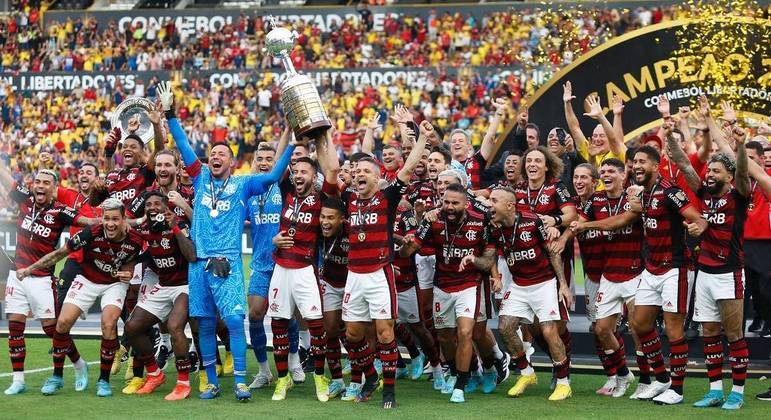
699, 95, 734, 158
0, 160, 13, 190
611, 93, 625, 144
397, 120, 429, 184
732, 127, 750, 197
157, 81, 198, 168
563, 81, 588, 151
316, 128, 340, 183
149, 99, 166, 156
584, 94, 622, 156
246, 139, 296, 196
665, 122, 701, 192
361, 114, 381, 156
749, 160, 771, 198
479, 98, 508, 161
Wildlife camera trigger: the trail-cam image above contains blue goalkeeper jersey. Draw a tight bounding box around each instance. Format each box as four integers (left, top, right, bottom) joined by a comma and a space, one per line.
247, 181, 282, 272
168, 117, 294, 260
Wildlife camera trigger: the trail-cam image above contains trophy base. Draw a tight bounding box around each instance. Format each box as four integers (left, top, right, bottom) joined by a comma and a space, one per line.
294, 120, 333, 140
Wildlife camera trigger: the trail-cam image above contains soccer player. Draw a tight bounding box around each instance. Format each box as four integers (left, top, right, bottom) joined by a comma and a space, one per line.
572, 145, 708, 405
554, 160, 641, 397
338, 120, 428, 409
449, 98, 507, 191
158, 80, 295, 401
483, 187, 574, 401
0, 168, 88, 395
17, 198, 145, 397
267, 130, 339, 403
402, 183, 494, 403
317, 196, 350, 399
54, 162, 107, 310
246, 138, 290, 390
664, 128, 752, 409
392, 203, 442, 385
123, 192, 197, 400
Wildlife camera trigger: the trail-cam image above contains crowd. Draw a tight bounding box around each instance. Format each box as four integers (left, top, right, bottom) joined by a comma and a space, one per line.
2, 74, 770, 409
0, 1, 685, 74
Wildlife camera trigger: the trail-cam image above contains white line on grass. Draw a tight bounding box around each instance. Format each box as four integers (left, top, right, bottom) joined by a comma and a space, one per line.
0, 361, 100, 377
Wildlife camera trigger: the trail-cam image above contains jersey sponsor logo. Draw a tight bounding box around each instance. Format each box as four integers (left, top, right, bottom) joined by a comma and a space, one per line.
443, 246, 473, 259
283, 208, 313, 224
111, 188, 137, 202
255, 213, 281, 224
643, 217, 658, 230
153, 256, 177, 268
21, 218, 52, 238
584, 229, 605, 240
94, 259, 117, 276
507, 248, 536, 264
610, 225, 633, 237
201, 195, 232, 212
350, 212, 379, 226
705, 213, 726, 224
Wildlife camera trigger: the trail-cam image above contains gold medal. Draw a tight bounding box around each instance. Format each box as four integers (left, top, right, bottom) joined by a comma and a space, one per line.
358, 232, 366, 242
287, 227, 296, 237
748, 203, 755, 211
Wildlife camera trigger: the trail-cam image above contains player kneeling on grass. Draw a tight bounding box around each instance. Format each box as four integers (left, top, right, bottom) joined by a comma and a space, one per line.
124, 192, 197, 400
18, 198, 144, 397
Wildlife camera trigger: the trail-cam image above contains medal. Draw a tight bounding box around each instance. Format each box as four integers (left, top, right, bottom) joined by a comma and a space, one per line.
358, 232, 366, 242
444, 256, 449, 265
210, 209, 219, 218
748, 203, 755, 211
208, 173, 231, 220
288, 227, 297, 237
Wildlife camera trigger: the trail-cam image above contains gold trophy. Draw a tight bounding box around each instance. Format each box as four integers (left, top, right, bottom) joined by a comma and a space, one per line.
265, 17, 332, 138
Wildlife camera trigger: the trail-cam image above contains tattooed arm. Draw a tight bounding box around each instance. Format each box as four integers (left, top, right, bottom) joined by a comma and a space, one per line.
16, 247, 70, 281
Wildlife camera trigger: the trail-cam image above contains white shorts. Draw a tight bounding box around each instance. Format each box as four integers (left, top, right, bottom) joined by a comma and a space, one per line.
63, 275, 129, 313
495, 256, 513, 300
498, 278, 566, 324
130, 263, 144, 286
596, 275, 639, 320
268, 265, 323, 320
141, 267, 160, 289
321, 279, 345, 312
433, 285, 483, 329
136, 283, 188, 322
416, 254, 436, 290
5, 271, 56, 319
397, 286, 421, 324
693, 270, 745, 323
636, 268, 693, 314
584, 278, 601, 323
342, 266, 397, 322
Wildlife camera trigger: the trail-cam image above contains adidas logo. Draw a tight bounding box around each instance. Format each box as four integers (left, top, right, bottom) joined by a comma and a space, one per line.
549, 310, 557, 316
464, 308, 470, 312
45, 309, 52, 314
664, 301, 673, 308
311, 305, 318, 311
379, 309, 387, 314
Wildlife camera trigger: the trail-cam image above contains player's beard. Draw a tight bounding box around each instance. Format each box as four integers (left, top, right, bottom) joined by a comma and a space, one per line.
706, 179, 726, 196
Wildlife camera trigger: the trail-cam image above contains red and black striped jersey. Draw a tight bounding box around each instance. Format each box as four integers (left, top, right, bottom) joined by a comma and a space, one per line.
460, 151, 487, 190
319, 230, 349, 289
581, 191, 643, 282
393, 210, 418, 293
67, 224, 144, 284
487, 212, 555, 286
105, 165, 156, 207
274, 181, 338, 269
343, 178, 406, 274
56, 187, 103, 263
10, 184, 78, 276
575, 196, 606, 283
127, 184, 195, 224
136, 222, 191, 287
640, 178, 692, 275
414, 211, 487, 292
695, 188, 749, 273
514, 179, 574, 216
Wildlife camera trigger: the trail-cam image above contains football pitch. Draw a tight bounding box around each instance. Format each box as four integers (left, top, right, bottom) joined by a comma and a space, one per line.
3, 339, 771, 419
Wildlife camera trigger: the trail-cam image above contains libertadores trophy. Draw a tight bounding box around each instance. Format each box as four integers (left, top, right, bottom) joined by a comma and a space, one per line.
111, 96, 156, 144
265, 17, 332, 138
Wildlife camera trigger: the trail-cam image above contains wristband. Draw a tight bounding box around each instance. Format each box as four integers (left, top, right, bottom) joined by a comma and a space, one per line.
164, 109, 177, 120
172, 225, 182, 235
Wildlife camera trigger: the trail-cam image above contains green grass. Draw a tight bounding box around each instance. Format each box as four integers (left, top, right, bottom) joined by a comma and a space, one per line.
2, 339, 771, 419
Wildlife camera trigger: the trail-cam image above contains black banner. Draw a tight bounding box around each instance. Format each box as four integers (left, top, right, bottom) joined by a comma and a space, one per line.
502, 18, 771, 158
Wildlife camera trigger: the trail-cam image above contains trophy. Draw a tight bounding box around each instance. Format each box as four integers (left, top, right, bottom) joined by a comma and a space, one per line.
111, 97, 156, 144
265, 18, 332, 139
